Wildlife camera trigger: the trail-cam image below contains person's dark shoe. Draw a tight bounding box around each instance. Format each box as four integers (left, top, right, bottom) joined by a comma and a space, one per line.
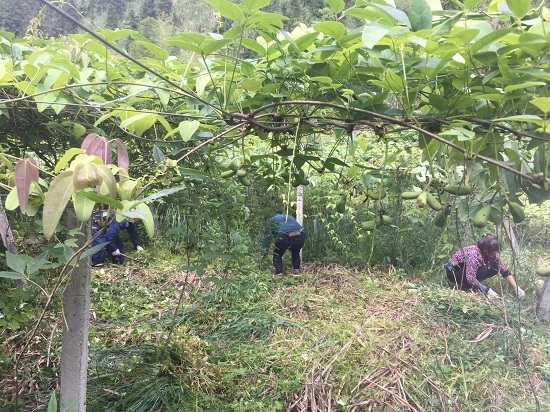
274, 272, 284, 277
292, 269, 300, 276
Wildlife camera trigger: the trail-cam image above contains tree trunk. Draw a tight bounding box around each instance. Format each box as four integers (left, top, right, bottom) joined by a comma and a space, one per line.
60, 208, 91, 411
0, 202, 26, 287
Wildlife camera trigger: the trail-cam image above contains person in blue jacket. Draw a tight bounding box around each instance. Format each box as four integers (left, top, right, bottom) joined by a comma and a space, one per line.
262, 211, 306, 276
91, 209, 124, 267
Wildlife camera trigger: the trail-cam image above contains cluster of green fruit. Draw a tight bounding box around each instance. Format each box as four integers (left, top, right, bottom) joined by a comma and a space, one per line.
361, 214, 393, 231
220, 162, 251, 186
401, 188, 449, 227
279, 170, 310, 187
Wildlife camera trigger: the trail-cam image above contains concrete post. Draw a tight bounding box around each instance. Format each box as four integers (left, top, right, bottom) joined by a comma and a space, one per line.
60, 209, 91, 411
537, 278, 550, 320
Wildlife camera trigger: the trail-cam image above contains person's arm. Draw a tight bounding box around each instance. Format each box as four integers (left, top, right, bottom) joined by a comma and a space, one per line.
464, 257, 485, 291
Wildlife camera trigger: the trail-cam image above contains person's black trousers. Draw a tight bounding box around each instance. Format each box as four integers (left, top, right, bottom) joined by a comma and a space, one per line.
273, 232, 305, 274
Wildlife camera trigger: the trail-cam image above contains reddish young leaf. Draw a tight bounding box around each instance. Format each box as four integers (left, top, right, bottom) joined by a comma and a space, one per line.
14, 158, 39, 214
114, 138, 130, 179
81, 133, 112, 165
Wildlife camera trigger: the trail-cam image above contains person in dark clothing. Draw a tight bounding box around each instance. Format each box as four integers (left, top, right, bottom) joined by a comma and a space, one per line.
262, 212, 306, 276
445, 234, 525, 299
122, 220, 144, 251
91, 210, 124, 267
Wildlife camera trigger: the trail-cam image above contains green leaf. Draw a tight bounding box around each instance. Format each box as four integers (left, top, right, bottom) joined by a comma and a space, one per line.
136, 187, 187, 204
73, 191, 97, 221
204, 0, 245, 23
135, 203, 155, 237
27, 252, 49, 275
0, 271, 24, 280
47, 391, 57, 412
54, 148, 85, 173
153, 145, 165, 163
6, 251, 26, 274
465, 0, 483, 8
507, 0, 531, 19
362, 23, 392, 49
43, 170, 75, 240
134, 40, 169, 60
531, 97, 550, 114
5, 187, 19, 211
78, 191, 124, 209
179, 120, 201, 142
241, 38, 267, 56
313, 21, 347, 39
408, 0, 432, 31
495, 115, 543, 123
96, 164, 117, 199
119, 112, 156, 136
504, 82, 546, 93
243, 0, 270, 10
325, 0, 345, 13
470, 28, 514, 54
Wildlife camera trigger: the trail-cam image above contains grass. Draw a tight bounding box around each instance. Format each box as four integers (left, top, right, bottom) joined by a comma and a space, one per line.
2, 241, 550, 411
80, 250, 550, 412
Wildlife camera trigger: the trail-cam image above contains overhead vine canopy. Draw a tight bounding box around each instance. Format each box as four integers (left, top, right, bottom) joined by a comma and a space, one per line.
1, 0, 549, 226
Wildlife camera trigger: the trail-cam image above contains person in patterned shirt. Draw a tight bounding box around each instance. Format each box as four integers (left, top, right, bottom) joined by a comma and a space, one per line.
445, 234, 525, 299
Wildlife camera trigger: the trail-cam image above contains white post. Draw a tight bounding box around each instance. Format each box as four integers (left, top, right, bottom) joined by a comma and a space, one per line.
296, 185, 304, 261
60, 209, 91, 411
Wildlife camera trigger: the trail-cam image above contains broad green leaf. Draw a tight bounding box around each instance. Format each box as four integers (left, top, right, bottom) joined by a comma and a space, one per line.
136, 186, 187, 204
0, 271, 24, 279
135, 40, 169, 60
43, 170, 75, 240
204, 0, 245, 23
179, 120, 201, 142
384, 68, 405, 92
79, 190, 123, 209
465, 0, 483, 8
201, 39, 232, 55
54, 148, 85, 173
371, 4, 411, 28
73, 191, 96, 221
325, 0, 345, 13
408, 0, 432, 31
243, 0, 270, 10
119, 179, 142, 201
362, 23, 392, 49
241, 38, 267, 56
294, 32, 319, 52
313, 21, 347, 39
119, 112, 156, 136
495, 115, 543, 123
531, 97, 550, 114
27, 252, 49, 275
5, 186, 19, 210
153, 145, 165, 163
505, 82, 546, 93
96, 164, 117, 198
507, 0, 531, 19
470, 28, 514, 54
6, 251, 26, 274
135, 203, 155, 237
432, 11, 466, 36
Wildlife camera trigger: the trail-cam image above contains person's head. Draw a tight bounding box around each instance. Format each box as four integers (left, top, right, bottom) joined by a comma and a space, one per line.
477, 234, 501, 258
